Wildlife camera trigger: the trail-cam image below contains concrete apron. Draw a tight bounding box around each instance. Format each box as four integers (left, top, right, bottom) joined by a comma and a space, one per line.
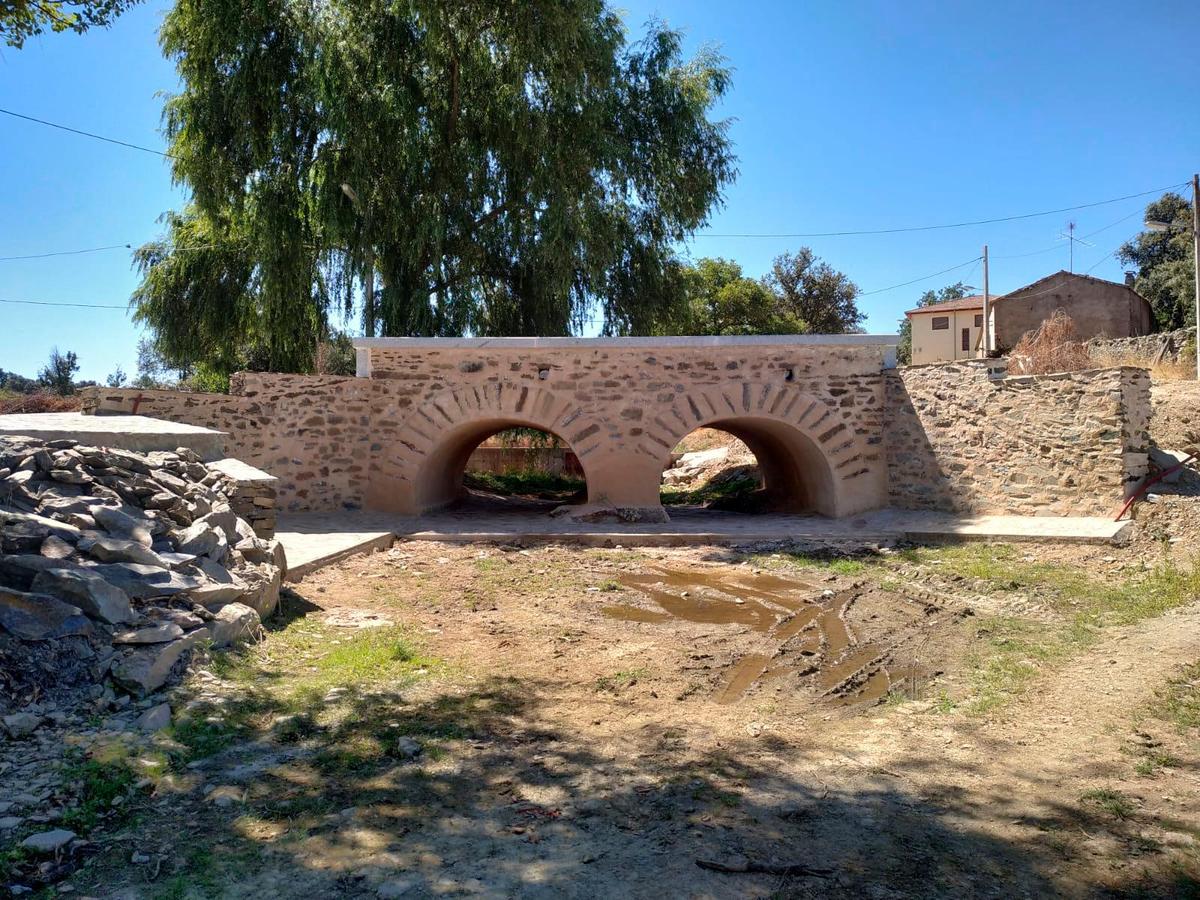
275, 508, 1134, 582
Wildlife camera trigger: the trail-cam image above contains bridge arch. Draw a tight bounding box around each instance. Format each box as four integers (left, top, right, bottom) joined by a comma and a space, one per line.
366, 382, 605, 514
642, 385, 877, 518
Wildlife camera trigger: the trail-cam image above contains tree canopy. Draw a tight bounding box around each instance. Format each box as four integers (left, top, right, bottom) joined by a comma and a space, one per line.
38, 347, 80, 396
644, 250, 864, 337
1116, 192, 1196, 330
895, 281, 971, 365
1, 0, 140, 47
133, 0, 736, 376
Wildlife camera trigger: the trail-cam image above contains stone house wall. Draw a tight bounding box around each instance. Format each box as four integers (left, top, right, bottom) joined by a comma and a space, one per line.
884, 361, 1151, 516
992, 271, 1153, 350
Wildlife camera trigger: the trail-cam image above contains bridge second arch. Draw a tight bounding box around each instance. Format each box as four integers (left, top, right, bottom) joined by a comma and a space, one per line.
365, 378, 883, 521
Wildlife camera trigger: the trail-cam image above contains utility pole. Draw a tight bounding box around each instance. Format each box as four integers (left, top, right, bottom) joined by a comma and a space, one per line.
1193, 173, 1199, 380
981, 244, 990, 357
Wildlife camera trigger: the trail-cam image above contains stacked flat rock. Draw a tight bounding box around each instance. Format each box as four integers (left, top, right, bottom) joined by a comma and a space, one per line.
0, 436, 287, 708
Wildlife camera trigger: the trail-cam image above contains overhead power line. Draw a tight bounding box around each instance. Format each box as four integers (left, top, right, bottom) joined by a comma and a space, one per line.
692, 183, 1186, 238
0, 298, 128, 309
0, 243, 131, 262
857, 256, 982, 296
0, 107, 175, 159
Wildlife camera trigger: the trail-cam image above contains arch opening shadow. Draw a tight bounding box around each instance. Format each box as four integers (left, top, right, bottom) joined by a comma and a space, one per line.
660, 417, 840, 517
414, 419, 592, 515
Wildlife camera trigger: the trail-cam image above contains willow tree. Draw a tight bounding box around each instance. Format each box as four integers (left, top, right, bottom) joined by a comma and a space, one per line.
132, 0, 736, 375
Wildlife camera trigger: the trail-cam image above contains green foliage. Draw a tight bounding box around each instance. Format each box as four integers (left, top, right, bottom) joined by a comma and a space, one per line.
134, 1, 737, 375
1080, 788, 1135, 819
105, 365, 126, 388
463, 469, 585, 499
1147, 661, 1200, 732
0, 369, 39, 394
38, 346, 80, 395
896, 281, 972, 365
1, 0, 140, 47
1117, 192, 1197, 330
648, 251, 864, 336
766, 248, 865, 334
59, 746, 138, 832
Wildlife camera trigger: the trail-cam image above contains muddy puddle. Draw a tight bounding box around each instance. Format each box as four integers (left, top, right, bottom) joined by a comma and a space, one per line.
604, 567, 937, 707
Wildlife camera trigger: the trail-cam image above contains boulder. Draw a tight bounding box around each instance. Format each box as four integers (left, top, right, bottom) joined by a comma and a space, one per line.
94, 505, 155, 547
0, 554, 72, 592
198, 504, 240, 544
0, 586, 92, 641
208, 602, 261, 648
78, 534, 168, 568
239, 563, 281, 618
3, 712, 44, 739
134, 702, 172, 732
174, 521, 220, 557
30, 568, 134, 625
20, 829, 76, 854
113, 622, 185, 644
111, 627, 209, 696
85, 563, 207, 601
39, 535, 75, 560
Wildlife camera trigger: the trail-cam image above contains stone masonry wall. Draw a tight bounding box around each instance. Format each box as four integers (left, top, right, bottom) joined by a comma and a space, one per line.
1088, 327, 1196, 369
85, 339, 892, 517
884, 361, 1151, 516
82, 340, 1151, 519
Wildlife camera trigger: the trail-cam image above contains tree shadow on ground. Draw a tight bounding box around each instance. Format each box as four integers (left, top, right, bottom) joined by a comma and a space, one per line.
76, 672, 1199, 899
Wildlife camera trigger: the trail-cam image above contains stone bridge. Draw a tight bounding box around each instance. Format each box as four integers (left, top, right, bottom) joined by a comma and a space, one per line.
82, 336, 1151, 521
355, 336, 894, 520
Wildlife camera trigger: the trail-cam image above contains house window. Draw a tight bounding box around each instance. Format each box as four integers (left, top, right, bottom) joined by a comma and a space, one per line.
961, 328, 970, 351
931, 316, 949, 330
974, 314, 983, 327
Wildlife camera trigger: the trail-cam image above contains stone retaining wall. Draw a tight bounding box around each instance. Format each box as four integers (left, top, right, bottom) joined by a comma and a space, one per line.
1087, 327, 1196, 368
884, 362, 1151, 516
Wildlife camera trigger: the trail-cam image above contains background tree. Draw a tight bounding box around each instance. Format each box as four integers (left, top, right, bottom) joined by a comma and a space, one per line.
649, 250, 864, 336
895, 281, 971, 365
38, 347, 80, 396
1116, 193, 1196, 330
1, 0, 141, 47
765, 249, 865, 334
133, 0, 736, 377
105, 365, 127, 388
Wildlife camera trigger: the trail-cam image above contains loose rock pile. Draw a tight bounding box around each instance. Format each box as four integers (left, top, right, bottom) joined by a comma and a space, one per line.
0, 435, 286, 720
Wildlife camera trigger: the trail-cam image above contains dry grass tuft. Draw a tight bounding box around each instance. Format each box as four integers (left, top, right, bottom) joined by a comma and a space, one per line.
0, 390, 82, 415
1008, 310, 1092, 376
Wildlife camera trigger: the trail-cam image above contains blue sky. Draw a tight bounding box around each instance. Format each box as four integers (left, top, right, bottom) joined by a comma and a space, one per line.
1, 0, 1197, 382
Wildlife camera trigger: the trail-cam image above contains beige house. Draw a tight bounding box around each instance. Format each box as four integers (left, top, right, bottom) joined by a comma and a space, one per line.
905, 272, 1154, 364
905, 295, 987, 364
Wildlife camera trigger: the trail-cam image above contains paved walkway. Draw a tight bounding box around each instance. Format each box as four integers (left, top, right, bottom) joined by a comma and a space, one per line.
276, 506, 1134, 580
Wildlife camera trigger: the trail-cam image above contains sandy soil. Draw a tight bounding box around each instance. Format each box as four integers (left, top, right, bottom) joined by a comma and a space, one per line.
46, 515, 1198, 900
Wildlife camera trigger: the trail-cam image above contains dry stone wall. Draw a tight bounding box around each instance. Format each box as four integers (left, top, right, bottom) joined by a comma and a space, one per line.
884, 361, 1151, 516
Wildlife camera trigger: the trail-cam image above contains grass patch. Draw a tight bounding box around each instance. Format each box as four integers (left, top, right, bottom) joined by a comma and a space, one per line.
908, 546, 1200, 714
59, 744, 139, 833
1080, 788, 1136, 819
463, 470, 584, 499
170, 624, 443, 768
1145, 661, 1200, 732
661, 466, 760, 507
595, 668, 648, 693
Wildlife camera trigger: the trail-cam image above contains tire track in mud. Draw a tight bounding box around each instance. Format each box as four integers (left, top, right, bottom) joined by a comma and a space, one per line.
606, 567, 962, 707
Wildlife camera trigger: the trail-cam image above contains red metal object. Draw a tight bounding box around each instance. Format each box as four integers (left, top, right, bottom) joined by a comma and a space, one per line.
1114, 451, 1197, 521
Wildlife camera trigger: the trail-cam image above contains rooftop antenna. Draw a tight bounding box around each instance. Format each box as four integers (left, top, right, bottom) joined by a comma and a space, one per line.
1057, 220, 1094, 273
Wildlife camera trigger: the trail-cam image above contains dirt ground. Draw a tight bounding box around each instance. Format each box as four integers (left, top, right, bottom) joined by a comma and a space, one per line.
30, 482, 1194, 900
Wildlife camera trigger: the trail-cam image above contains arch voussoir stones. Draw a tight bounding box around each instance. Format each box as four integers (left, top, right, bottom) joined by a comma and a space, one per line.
354, 336, 895, 520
